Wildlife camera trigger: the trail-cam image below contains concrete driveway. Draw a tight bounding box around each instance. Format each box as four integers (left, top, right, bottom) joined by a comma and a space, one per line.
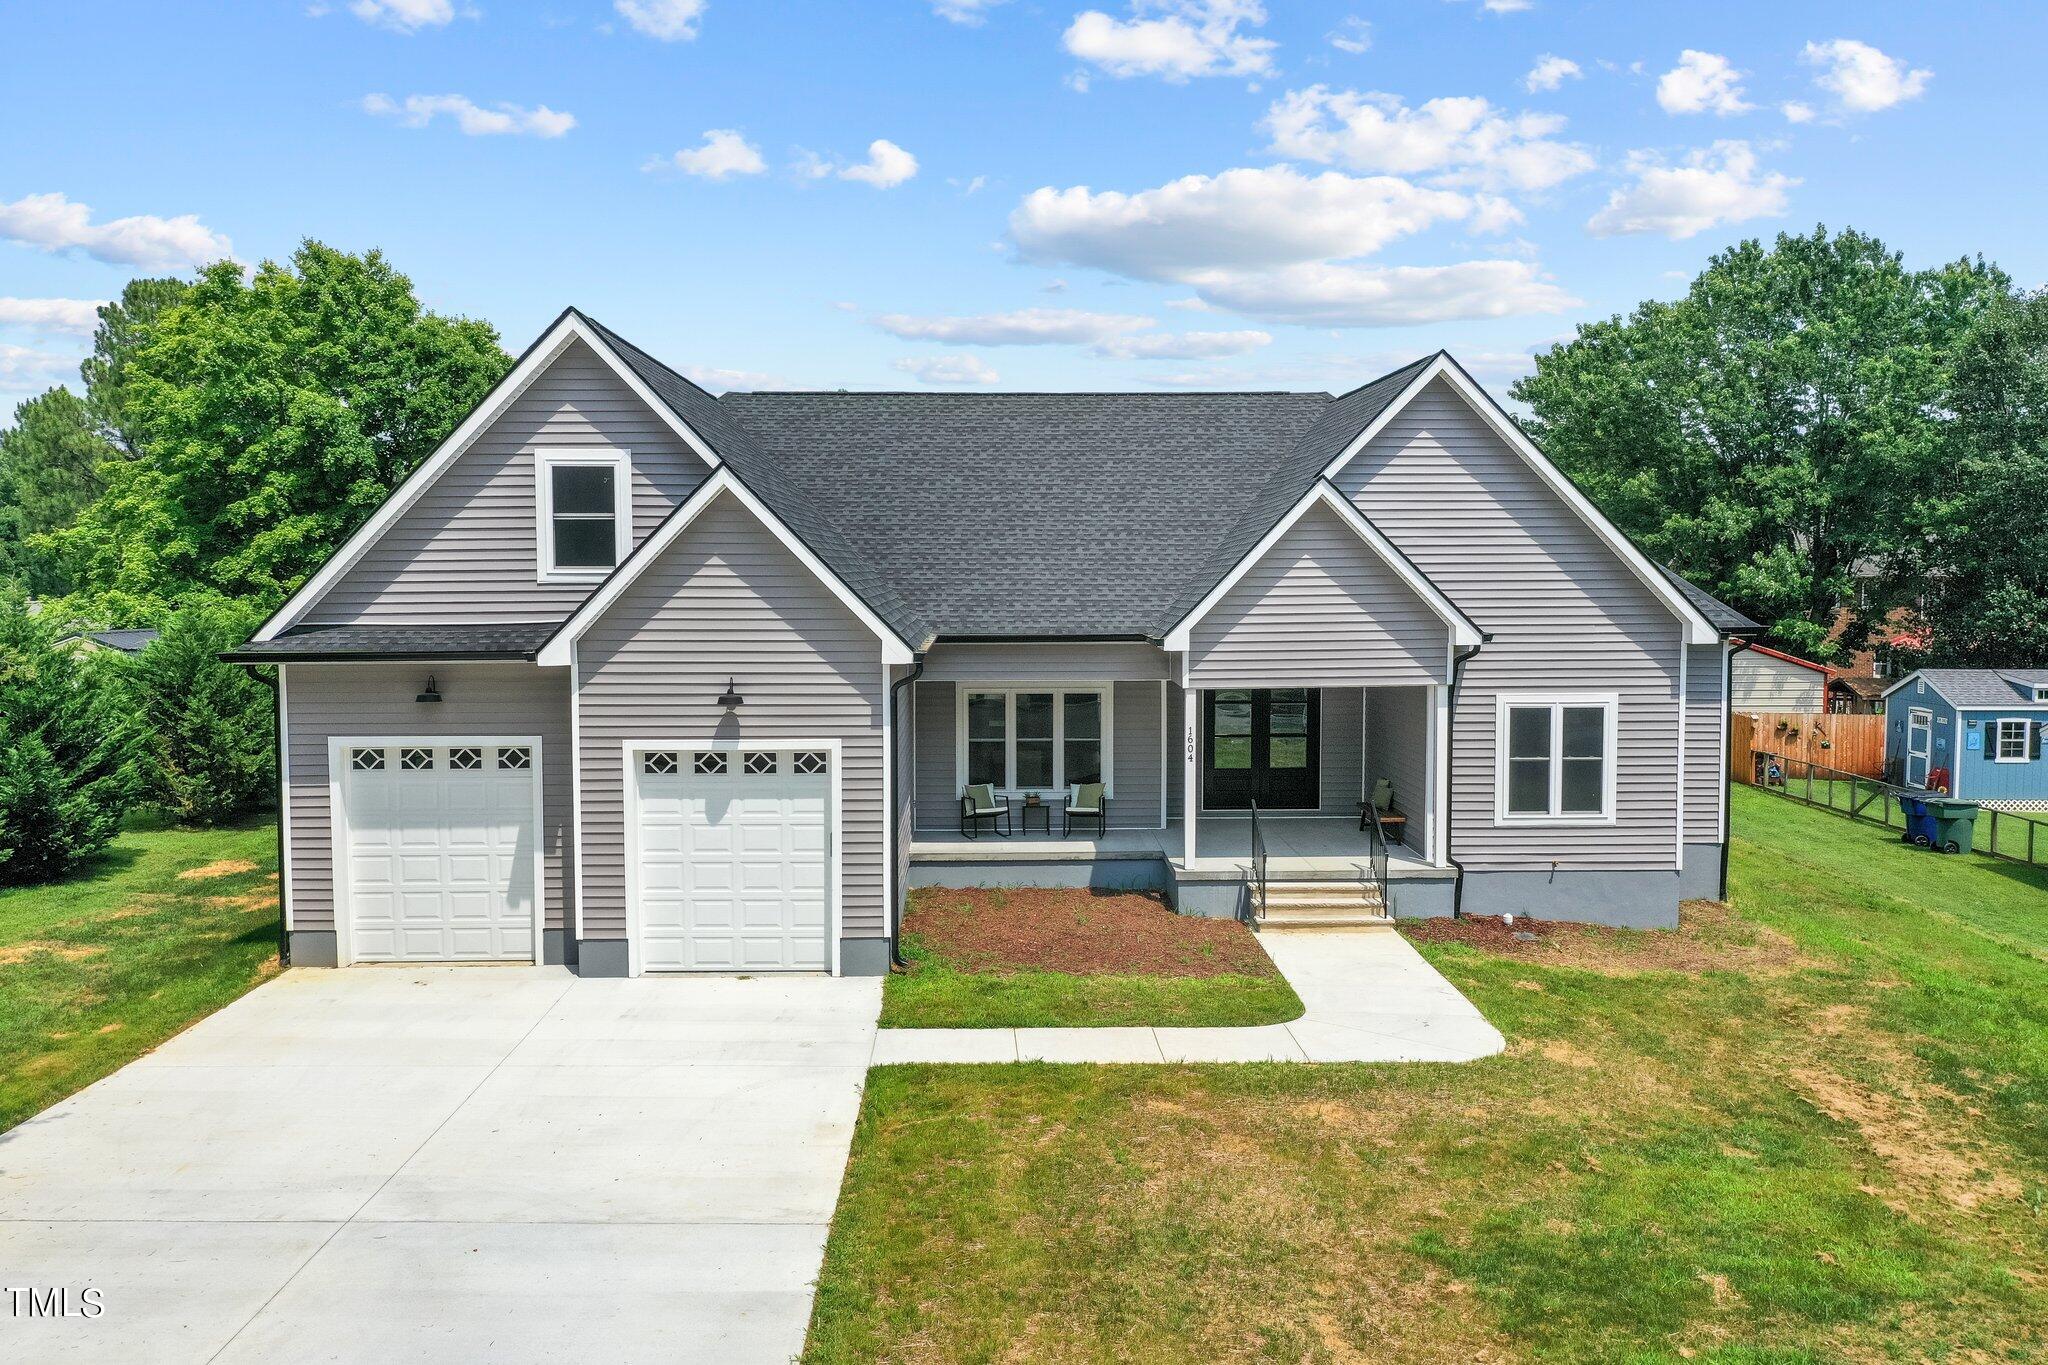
0, 966, 881, 1364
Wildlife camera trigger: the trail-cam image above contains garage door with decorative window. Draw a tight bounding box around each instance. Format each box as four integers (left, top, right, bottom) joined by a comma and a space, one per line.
631, 747, 833, 972
339, 740, 541, 963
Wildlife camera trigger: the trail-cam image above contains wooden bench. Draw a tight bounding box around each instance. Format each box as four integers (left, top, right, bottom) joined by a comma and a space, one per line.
1359, 801, 1407, 844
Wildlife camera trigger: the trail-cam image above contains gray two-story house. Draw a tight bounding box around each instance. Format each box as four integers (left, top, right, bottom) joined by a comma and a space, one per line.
231, 309, 1756, 976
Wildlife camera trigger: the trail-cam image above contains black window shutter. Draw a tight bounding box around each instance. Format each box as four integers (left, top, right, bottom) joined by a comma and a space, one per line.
2032, 722, 2043, 762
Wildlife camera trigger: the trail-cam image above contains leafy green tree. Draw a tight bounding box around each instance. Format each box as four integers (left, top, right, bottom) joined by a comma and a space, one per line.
0, 593, 139, 884
0, 387, 116, 596
79, 276, 190, 455
1917, 289, 2048, 664
1514, 227, 2008, 657
124, 594, 276, 824
49, 242, 508, 615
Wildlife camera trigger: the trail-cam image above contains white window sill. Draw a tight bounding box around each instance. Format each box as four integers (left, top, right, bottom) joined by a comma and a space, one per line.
1494, 813, 1618, 827
538, 569, 613, 586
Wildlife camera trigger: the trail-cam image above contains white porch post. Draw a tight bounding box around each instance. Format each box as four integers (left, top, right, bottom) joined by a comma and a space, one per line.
1430, 682, 1452, 866
1180, 659, 1199, 863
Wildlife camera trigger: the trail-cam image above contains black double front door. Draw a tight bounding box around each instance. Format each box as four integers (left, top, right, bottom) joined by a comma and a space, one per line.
1202, 688, 1319, 810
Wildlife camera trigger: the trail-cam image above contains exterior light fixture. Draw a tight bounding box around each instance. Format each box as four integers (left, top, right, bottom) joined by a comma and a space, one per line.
716, 677, 745, 708
416, 675, 443, 704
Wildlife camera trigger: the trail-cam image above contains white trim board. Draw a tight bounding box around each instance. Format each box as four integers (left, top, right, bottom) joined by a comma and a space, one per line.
1163, 481, 1482, 655
617, 737, 845, 979
537, 470, 914, 667
254, 311, 720, 642
1317, 354, 1720, 647
326, 733, 546, 968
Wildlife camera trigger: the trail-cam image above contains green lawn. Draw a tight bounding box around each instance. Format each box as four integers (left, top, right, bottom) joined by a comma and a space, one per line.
0, 819, 281, 1133
881, 942, 1305, 1029
807, 788, 2048, 1362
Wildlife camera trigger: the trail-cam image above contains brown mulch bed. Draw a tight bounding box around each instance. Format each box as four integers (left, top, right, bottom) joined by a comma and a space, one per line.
1400, 899, 1812, 977
903, 887, 1280, 977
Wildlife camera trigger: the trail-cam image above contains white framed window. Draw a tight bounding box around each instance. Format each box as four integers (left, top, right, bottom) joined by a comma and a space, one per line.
537, 449, 631, 582
1994, 718, 2033, 763
1495, 694, 1618, 824
956, 685, 1113, 795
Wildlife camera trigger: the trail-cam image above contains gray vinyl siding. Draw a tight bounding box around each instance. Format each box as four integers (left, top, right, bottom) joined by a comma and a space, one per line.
1686, 644, 1728, 844
283, 661, 573, 934
1111, 680, 1166, 828
575, 493, 887, 940
1186, 499, 1448, 689
1317, 687, 1365, 817
1335, 377, 1683, 871
910, 674, 1166, 829
913, 680, 958, 829
305, 339, 710, 626
922, 641, 1170, 682
1364, 686, 1429, 855
1731, 651, 1826, 712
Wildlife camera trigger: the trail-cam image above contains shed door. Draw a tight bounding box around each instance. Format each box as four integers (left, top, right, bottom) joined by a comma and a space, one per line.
1906, 709, 1932, 788
633, 749, 832, 972
342, 742, 538, 962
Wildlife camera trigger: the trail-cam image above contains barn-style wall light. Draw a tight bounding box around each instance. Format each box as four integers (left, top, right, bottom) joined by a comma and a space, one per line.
416, 675, 443, 704
716, 677, 745, 709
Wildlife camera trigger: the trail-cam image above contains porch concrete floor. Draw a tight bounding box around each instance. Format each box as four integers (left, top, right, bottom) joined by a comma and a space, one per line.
872, 928, 1505, 1064
912, 814, 1440, 877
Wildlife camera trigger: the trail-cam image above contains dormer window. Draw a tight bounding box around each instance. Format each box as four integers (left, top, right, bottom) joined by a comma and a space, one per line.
538, 450, 630, 581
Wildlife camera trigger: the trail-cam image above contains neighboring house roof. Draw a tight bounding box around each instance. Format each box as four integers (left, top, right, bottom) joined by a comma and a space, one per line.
1882, 667, 2048, 709
222, 622, 559, 662
1830, 674, 1889, 701
1740, 643, 1829, 676
61, 627, 161, 655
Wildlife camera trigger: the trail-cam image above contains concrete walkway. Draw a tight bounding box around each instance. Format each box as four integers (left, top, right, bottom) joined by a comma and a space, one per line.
872, 928, 1505, 1065
0, 966, 881, 1365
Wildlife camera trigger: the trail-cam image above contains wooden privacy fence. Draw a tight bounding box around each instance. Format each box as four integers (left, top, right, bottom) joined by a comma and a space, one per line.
1747, 750, 2048, 871
1730, 711, 1886, 781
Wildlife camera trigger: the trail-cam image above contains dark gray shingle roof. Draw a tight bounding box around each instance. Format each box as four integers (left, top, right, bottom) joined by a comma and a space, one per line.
1658, 568, 1761, 634
222, 622, 559, 662
1908, 668, 2048, 707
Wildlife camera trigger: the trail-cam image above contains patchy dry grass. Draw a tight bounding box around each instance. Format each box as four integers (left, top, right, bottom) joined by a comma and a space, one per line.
0, 821, 279, 1132
808, 789, 2048, 1362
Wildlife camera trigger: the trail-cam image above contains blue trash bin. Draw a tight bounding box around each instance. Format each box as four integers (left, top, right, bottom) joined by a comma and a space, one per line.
1901, 796, 1936, 847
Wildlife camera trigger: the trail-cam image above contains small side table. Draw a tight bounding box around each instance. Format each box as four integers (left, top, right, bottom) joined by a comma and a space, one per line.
1019, 794, 1052, 835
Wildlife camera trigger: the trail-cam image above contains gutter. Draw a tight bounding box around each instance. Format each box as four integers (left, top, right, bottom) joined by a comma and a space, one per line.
1445, 637, 1489, 918
887, 654, 927, 971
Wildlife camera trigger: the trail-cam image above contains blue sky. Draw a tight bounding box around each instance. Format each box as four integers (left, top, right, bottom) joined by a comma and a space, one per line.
3, 0, 2040, 411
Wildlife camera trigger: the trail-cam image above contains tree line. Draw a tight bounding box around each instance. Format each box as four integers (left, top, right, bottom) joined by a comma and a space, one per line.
3, 228, 2045, 881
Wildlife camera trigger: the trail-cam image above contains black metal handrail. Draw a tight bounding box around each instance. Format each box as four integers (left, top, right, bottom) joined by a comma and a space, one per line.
1362, 800, 1392, 918
1247, 801, 1268, 928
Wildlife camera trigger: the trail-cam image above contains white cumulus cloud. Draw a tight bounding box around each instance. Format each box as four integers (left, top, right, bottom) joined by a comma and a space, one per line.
660, 129, 765, 179
1781, 101, 1816, 124
0, 297, 106, 336
0, 344, 80, 398
873, 308, 1155, 346
894, 354, 1000, 386
363, 93, 576, 137
1656, 50, 1752, 116
1328, 16, 1371, 54
615, 0, 705, 41
838, 139, 919, 188
1063, 1, 1276, 82
1263, 87, 1596, 192
346, 0, 466, 32
1179, 260, 1575, 327
1800, 39, 1931, 114
1012, 165, 1473, 279
1587, 140, 1796, 239
1525, 54, 1581, 92
1095, 329, 1271, 359
684, 364, 795, 392
0, 192, 233, 270
1444, 0, 1533, 14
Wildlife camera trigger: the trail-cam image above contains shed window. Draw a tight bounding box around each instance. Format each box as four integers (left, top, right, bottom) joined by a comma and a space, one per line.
1497, 696, 1617, 823
1994, 718, 2035, 763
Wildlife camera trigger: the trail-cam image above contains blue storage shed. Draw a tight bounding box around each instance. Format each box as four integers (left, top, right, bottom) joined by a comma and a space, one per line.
1882, 669, 2048, 806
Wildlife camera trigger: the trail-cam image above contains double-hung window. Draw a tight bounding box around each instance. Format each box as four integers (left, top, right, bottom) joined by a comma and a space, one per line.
538, 450, 630, 581
1497, 694, 1617, 823
959, 686, 1110, 794
1994, 717, 2035, 763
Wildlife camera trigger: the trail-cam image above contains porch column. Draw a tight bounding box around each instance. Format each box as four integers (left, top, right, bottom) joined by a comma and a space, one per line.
1181, 668, 1199, 862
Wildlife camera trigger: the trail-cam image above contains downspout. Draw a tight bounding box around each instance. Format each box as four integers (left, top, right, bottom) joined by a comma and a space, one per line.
243, 665, 289, 967
887, 654, 926, 971
1445, 638, 1488, 919
1720, 637, 1753, 903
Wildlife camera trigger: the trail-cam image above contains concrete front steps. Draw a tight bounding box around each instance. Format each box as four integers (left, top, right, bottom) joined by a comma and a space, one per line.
1258, 880, 1394, 930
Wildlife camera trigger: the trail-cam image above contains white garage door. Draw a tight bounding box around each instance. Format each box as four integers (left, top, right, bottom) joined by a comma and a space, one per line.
633, 748, 832, 972
341, 741, 540, 963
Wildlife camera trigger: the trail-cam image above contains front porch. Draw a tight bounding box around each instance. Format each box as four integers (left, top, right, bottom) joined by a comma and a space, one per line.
911, 815, 1437, 877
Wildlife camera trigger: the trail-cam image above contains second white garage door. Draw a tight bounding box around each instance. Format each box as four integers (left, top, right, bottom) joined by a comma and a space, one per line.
632, 748, 833, 972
